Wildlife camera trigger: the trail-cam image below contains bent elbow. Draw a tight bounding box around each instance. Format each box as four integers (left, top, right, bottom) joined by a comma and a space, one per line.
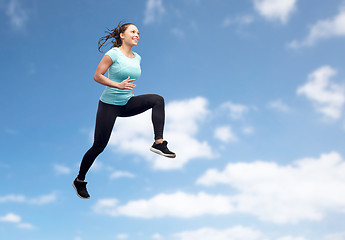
93, 74, 100, 83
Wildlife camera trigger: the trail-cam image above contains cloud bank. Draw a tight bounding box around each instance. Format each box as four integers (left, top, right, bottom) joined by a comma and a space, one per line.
94, 152, 345, 224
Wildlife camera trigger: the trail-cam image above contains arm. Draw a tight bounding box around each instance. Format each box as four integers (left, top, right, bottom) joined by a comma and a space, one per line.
93, 55, 136, 90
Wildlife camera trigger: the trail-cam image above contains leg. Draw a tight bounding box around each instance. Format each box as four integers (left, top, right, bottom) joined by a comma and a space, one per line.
77, 101, 120, 181
121, 94, 165, 140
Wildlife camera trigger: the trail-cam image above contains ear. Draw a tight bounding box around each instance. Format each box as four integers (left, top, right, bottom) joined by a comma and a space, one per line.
120, 32, 125, 40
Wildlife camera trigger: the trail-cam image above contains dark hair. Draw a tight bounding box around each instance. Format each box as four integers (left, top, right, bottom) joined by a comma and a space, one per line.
98, 22, 134, 52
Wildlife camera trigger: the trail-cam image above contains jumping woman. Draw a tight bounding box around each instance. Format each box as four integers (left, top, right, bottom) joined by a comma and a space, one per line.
73, 22, 176, 199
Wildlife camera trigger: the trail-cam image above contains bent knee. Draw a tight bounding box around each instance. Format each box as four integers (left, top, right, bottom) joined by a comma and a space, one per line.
152, 94, 164, 104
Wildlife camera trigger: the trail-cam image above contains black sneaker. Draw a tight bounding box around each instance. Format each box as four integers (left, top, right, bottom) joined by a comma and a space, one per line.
150, 140, 176, 158
72, 178, 90, 199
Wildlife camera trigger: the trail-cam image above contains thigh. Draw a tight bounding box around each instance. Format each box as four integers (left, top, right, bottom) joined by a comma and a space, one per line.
120, 94, 158, 117
93, 101, 121, 145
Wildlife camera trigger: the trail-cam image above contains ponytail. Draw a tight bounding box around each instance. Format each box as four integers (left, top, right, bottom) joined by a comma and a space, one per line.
97, 22, 134, 52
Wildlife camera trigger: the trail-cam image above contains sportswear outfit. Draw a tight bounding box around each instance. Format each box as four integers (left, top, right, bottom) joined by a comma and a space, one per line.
73, 47, 175, 199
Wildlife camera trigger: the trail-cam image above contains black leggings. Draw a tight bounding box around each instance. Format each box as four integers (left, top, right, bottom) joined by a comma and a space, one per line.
77, 94, 165, 180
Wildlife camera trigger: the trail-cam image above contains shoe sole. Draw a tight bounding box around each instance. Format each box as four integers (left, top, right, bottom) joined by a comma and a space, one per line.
150, 147, 176, 158
72, 182, 90, 199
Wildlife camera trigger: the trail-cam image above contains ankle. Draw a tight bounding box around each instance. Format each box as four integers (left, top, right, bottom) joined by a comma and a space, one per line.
76, 178, 84, 182
155, 139, 163, 144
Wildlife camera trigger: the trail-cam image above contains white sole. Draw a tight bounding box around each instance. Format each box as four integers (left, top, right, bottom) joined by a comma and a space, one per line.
150, 147, 176, 158
72, 182, 90, 199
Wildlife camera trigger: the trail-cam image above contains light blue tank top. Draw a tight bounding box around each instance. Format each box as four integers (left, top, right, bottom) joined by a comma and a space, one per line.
100, 47, 141, 106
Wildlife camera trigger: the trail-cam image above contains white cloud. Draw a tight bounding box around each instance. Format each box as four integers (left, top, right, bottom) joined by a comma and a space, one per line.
173, 226, 264, 240
29, 193, 56, 205
0, 161, 10, 169
116, 233, 129, 239
5, 0, 29, 30
110, 171, 135, 179
4, 128, 18, 135
53, 164, 71, 175
0, 193, 56, 205
197, 151, 345, 224
144, 0, 165, 25
184, 0, 200, 4
242, 126, 255, 135
152, 233, 163, 240
214, 126, 238, 143
0, 194, 26, 203
238, 15, 255, 25
89, 161, 111, 172
277, 237, 307, 240
17, 223, 35, 230
221, 101, 250, 120
93, 191, 233, 218
0, 213, 21, 223
289, 6, 345, 48
324, 231, 345, 240
108, 97, 215, 170
0, 213, 34, 230
223, 16, 233, 27
253, 0, 297, 24
171, 28, 185, 39
223, 15, 254, 27
267, 99, 290, 112
297, 66, 345, 120
171, 228, 308, 240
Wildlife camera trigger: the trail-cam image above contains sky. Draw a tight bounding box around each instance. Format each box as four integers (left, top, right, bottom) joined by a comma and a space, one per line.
1, 0, 345, 239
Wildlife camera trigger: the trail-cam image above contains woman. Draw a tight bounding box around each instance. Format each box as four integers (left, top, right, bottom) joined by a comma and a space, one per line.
73, 22, 176, 199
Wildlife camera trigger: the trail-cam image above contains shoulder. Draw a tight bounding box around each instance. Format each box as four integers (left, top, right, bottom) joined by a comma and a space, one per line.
133, 51, 141, 61
105, 47, 120, 63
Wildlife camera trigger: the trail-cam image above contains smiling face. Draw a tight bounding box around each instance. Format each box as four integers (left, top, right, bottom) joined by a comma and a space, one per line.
120, 24, 140, 47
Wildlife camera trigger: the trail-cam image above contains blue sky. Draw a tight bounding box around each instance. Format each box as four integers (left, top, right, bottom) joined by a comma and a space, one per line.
1, 0, 345, 239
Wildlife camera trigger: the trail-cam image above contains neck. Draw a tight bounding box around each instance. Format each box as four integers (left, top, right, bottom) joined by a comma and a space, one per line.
119, 44, 133, 55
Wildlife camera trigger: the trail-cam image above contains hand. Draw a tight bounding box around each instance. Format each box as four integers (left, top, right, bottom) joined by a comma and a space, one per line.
118, 76, 136, 91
